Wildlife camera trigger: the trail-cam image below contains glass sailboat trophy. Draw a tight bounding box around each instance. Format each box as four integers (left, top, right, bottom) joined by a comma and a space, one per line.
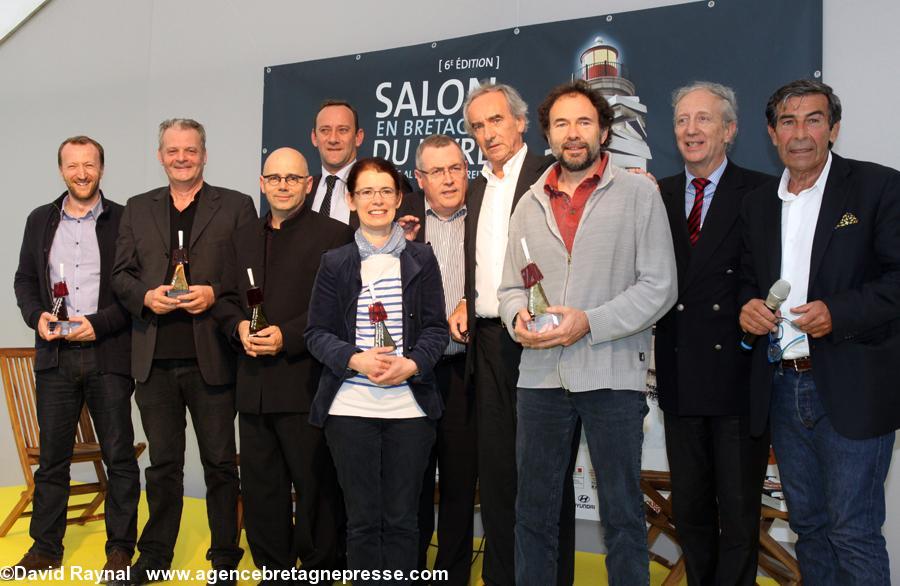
520, 238, 559, 333
49, 263, 75, 335
167, 229, 190, 297
367, 283, 397, 351
245, 268, 270, 335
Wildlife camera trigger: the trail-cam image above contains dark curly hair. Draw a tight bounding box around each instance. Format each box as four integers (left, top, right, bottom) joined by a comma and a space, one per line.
537, 80, 614, 150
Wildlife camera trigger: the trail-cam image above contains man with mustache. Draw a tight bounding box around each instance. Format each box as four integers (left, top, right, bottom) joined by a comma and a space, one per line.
113, 119, 256, 586
497, 80, 676, 585
740, 79, 900, 585
449, 83, 578, 586
12, 136, 138, 579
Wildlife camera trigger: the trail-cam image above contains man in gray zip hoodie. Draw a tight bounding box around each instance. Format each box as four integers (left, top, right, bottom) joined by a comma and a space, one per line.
497, 80, 677, 586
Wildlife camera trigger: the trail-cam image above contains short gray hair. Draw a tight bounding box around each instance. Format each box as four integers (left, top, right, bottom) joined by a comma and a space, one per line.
158, 118, 207, 150
415, 134, 464, 170
462, 82, 529, 135
672, 81, 738, 125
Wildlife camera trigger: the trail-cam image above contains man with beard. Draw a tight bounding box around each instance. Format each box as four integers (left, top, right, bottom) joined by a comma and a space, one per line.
113, 119, 255, 585
214, 147, 352, 582
497, 80, 676, 585
12, 136, 139, 579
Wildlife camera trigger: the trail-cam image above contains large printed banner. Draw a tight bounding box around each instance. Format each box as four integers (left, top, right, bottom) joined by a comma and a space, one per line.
263, 0, 821, 522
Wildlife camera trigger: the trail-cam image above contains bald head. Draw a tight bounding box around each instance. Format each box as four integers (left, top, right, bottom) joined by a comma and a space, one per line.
260, 147, 313, 226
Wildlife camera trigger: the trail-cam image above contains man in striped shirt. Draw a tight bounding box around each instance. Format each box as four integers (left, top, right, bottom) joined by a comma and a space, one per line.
401, 135, 477, 585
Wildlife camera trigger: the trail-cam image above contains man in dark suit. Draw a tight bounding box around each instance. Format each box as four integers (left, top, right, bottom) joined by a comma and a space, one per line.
446, 83, 576, 586
740, 79, 900, 585
306, 100, 414, 230
112, 119, 256, 585
12, 136, 138, 579
214, 147, 352, 581
398, 135, 477, 585
655, 82, 772, 586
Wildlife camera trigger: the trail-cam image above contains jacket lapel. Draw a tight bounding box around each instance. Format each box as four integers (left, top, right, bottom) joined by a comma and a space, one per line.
190, 184, 221, 248
150, 188, 170, 250
661, 173, 692, 290
808, 154, 851, 287
401, 246, 424, 291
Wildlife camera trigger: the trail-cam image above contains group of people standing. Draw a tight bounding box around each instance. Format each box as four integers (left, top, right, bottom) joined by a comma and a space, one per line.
10, 74, 900, 586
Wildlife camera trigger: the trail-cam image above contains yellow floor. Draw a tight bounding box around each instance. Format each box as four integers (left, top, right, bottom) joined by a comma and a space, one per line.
0, 485, 776, 585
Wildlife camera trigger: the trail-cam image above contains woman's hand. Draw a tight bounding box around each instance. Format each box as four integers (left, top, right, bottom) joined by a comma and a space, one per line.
368, 355, 419, 386
348, 347, 396, 378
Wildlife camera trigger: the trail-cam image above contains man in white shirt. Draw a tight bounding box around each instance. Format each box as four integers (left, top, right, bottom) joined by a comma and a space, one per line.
740, 79, 900, 585
447, 83, 576, 586
308, 100, 364, 227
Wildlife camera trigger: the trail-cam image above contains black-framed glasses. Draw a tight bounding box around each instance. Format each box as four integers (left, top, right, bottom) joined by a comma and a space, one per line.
418, 164, 466, 180
262, 174, 307, 186
353, 187, 398, 200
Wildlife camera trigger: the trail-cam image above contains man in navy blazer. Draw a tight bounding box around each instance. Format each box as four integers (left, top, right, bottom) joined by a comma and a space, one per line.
739, 79, 900, 585
655, 82, 772, 586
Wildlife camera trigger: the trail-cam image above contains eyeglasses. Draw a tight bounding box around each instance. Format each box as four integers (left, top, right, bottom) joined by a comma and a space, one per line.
353, 187, 398, 200
262, 174, 307, 186
418, 164, 466, 180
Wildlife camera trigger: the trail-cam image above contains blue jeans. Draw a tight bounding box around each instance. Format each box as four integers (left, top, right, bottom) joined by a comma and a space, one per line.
31, 346, 139, 559
516, 388, 649, 586
325, 415, 435, 585
771, 367, 894, 586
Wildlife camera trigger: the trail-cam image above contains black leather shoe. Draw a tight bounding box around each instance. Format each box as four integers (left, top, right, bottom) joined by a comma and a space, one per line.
207, 564, 236, 586
126, 558, 168, 585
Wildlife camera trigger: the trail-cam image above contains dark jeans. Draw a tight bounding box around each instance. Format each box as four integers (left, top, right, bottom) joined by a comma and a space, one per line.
239, 412, 344, 573
664, 412, 770, 586
31, 346, 139, 559
771, 367, 894, 586
516, 388, 649, 586
325, 415, 435, 586
474, 320, 578, 586
134, 359, 241, 568
417, 356, 478, 586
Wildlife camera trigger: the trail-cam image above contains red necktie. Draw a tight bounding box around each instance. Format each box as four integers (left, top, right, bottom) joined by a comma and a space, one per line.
687, 177, 710, 246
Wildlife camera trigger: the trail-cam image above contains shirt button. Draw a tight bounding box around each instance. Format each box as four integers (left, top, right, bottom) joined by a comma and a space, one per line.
714, 344, 722, 351
676, 304, 684, 311
712, 304, 720, 311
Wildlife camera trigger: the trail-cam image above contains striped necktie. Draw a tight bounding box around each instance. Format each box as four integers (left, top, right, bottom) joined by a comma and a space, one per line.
687, 177, 710, 246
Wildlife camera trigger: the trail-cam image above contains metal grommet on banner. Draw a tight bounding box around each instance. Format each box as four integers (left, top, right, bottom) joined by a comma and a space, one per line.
431, 42, 437, 48
606, 15, 613, 22
355, 54, 361, 61
708, 1, 715, 7
262, 148, 267, 154
513, 27, 520, 35
814, 70, 822, 78
265, 67, 271, 73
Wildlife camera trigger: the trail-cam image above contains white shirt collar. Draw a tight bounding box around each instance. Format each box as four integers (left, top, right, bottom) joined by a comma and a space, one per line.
685, 157, 728, 187
777, 152, 833, 202
481, 143, 528, 182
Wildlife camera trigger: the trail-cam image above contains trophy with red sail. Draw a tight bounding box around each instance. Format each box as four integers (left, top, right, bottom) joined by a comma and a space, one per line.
520, 238, 559, 333
367, 283, 397, 351
48, 263, 75, 335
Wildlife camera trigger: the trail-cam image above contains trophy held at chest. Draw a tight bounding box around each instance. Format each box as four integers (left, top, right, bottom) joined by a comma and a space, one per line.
167, 229, 190, 297
48, 263, 75, 336
245, 268, 270, 335
520, 238, 559, 333
367, 283, 397, 352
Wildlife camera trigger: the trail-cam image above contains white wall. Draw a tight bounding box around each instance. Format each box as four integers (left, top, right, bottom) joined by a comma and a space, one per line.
1, 0, 898, 575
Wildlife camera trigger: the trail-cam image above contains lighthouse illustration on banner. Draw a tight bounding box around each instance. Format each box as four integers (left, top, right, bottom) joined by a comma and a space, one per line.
576, 37, 652, 170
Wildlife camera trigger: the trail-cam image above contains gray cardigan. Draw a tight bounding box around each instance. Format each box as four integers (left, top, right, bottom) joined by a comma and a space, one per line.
498, 162, 677, 393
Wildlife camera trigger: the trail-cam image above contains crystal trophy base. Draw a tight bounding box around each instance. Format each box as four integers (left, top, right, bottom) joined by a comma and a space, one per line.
48, 321, 75, 336
166, 288, 189, 298
527, 313, 560, 333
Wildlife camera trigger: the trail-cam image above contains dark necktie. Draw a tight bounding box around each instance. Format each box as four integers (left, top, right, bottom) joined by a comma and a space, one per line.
320, 174, 338, 217
687, 177, 710, 246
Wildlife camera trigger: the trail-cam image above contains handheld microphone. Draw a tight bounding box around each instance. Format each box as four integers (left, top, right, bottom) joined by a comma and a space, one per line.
740, 279, 791, 350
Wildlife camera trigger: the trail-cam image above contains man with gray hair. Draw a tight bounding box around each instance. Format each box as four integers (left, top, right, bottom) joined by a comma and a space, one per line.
654, 82, 772, 585
447, 83, 577, 585
113, 118, 256, 585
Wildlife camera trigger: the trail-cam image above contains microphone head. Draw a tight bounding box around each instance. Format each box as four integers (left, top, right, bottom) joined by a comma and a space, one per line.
766, 279, 791, 310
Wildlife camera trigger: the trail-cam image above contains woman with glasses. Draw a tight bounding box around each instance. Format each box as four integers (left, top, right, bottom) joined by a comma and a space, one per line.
305, 157, 448, 582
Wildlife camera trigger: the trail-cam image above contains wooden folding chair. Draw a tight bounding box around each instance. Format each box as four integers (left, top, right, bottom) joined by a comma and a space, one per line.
0, 347, 146, 536
640, 470, 686, 585
758, 448, 802, 585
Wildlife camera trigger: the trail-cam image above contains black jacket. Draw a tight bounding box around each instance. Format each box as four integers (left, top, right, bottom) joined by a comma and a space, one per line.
14, 192, 131, 375
112, 183, 257, 384
739, 153, 900, 439
214, 208, 353, 414
655, 162, 772, 416
305, 240, 448, 427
